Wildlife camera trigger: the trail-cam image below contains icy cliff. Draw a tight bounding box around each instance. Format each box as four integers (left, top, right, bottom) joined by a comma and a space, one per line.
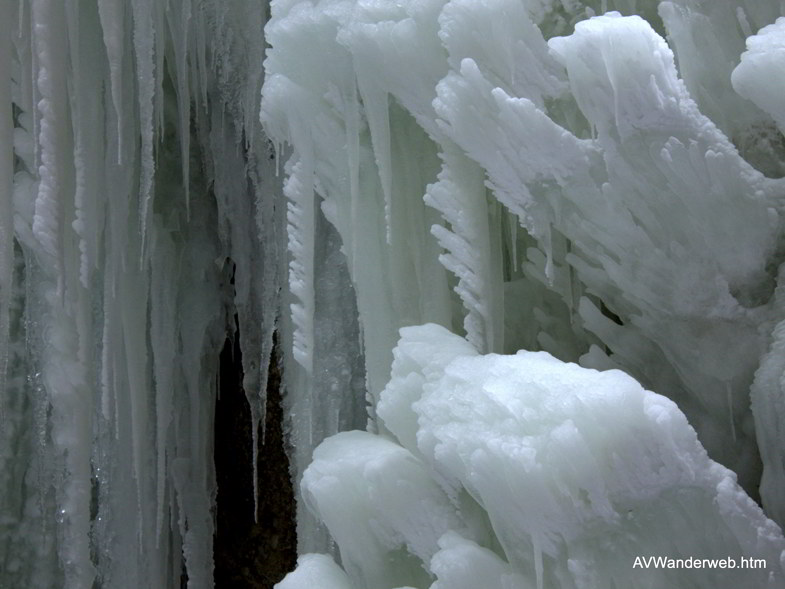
5, 0, 785, 587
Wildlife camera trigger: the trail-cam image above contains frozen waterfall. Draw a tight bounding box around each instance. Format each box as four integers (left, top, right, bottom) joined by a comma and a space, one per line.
4, 0, 785, 588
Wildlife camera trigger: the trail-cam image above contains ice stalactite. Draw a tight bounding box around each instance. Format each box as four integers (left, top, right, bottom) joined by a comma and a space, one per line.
2, 1, 292, 587
0, 0, 15, 402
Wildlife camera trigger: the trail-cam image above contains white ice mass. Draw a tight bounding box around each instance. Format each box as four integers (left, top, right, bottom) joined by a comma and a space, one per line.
299, 325, 785, 588
4, 0, 785, 588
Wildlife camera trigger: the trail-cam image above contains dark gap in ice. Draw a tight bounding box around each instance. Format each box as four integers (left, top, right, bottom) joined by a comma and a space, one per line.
214, 322, 296, 588
600, 300, 623, 326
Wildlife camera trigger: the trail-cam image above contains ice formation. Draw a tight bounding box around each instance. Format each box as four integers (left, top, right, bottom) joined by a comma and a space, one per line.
5, 0, 785, 588
265, 1, 785, 588
3, 1, 284, 587
287, 324, 785, 588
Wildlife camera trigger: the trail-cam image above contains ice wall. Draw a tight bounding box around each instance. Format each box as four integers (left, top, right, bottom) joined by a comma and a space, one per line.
2, 1, 284, 587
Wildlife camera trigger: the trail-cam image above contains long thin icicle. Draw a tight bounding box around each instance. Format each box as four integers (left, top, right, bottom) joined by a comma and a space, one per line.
97, 0, 125, 164
0, 4, 14, 409
131, 0, 156, 255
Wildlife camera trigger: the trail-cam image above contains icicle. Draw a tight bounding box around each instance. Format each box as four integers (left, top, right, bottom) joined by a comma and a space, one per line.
509, 214, 518, 271
543, 225, 554, 287
120, 261, 150, 546
166, 0, 193, 217
131, 0, 156, 257
254, 138, 285, 514
27, 8, 95, 586
355, 81, 393, 244
100, 282, 114, 423
249, 327, 275, 522
343, 78, 361, 266
194, 6, 208, 113
0, 6, 14, 410
735, 8, 753, 39
534, 534, 543, 589
30, 0, 66, 281
97, 0, 125, 164
727, 381, 737, 443
150, 231, 176, 544
28, 1, 41, 175
6, 1, 289, 586
66, 0, 105, 290
154, 0, 165, 144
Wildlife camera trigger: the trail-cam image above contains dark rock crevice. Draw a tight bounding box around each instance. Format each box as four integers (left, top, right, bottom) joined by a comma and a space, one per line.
214, 328, 296, 588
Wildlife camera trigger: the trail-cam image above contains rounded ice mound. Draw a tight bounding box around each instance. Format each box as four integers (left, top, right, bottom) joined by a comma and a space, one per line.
275, 554, 353, 589
284, 324, 785, 589
298, 430, 467, 589
547, 11, 683, 139
732, 17, 785, 133
404, 325, 785, 588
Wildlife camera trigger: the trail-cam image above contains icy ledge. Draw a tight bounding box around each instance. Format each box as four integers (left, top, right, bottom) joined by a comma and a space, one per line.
277, 324, 785, 589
